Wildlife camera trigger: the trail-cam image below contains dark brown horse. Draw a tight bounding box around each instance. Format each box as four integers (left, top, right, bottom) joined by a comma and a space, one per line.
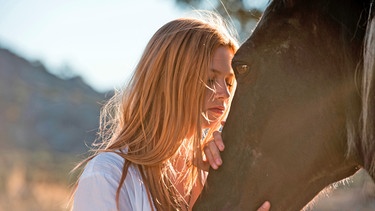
194, 0, 375, 210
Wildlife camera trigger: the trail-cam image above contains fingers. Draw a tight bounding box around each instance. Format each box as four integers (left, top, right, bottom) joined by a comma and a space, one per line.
213, 131, 225, 151
204, 142, 220, 170
257, 201, 271, 211
203, 131, 225, 170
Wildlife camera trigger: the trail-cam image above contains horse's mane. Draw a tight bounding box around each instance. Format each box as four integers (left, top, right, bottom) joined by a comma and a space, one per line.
361, 2, 375, 177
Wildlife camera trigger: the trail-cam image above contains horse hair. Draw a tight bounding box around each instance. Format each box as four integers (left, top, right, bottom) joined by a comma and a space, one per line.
361, 8, 375, 178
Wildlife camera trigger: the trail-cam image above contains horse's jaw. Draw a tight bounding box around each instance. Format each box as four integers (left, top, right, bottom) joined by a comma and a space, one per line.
194, 147, 360, 211
237, 157, 360, 211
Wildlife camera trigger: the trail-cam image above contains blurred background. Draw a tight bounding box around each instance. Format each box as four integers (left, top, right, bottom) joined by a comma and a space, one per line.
0, 0, 374, 210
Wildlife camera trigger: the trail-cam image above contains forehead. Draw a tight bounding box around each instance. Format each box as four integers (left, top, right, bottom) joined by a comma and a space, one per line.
210, 46, 234, 75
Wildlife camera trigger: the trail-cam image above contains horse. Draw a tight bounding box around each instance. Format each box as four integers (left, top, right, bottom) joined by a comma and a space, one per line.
193, 0, 375, 210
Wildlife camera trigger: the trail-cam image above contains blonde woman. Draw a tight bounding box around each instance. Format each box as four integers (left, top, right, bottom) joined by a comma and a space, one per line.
72, 11, 270, 211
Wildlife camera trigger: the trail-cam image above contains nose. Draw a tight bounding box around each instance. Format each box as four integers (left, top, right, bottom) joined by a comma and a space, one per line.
215, 81, 230, 100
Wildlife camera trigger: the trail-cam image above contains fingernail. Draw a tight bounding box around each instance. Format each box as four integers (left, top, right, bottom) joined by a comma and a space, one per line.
216, 158, 222, 165
220, 144, 225, 151
262, 201, 270, 209
211, 164, 218, 169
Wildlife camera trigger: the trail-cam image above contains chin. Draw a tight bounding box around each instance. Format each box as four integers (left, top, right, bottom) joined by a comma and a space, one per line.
202, 119, 220, 129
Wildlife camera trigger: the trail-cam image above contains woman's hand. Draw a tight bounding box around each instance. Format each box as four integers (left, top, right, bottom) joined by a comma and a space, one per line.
257, 201, 271, 211
203, 130, 225, 170
197, 121, 226, 171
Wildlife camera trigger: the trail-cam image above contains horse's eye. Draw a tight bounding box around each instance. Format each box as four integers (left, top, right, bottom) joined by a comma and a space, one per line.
235, 64, 250, 75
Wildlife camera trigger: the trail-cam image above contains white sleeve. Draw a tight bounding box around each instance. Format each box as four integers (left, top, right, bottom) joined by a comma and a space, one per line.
73, 153, 141, 211
73, 172, 133, 211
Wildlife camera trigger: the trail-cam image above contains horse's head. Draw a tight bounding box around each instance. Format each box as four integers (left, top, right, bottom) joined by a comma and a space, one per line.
194, 0, 374, 210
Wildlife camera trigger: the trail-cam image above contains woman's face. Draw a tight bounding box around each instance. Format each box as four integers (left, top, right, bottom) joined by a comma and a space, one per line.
202, 46, 235, 129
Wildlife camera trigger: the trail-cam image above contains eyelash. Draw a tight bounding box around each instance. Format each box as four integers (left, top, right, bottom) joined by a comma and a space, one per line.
208, 78, 233, 88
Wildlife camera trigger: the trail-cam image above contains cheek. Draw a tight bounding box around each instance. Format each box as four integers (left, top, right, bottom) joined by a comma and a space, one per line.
202, 95, 210, 113
204, 88, 215, 106
201, 91, 213, 128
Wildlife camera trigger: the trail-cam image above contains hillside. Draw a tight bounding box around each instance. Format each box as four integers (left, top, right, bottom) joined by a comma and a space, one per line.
0, 47, 106, 153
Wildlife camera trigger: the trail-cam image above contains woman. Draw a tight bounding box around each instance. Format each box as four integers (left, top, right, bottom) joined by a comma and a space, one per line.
72, 11, 270, 211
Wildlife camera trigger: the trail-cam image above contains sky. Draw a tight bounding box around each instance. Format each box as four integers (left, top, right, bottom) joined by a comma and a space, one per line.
0, 0, 267, 92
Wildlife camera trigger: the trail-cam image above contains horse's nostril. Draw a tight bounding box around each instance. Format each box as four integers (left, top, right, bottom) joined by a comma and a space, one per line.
236, 64, 249, 75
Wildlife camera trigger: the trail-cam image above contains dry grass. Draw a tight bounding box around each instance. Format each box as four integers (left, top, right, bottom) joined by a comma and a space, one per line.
0, 149, 80, 211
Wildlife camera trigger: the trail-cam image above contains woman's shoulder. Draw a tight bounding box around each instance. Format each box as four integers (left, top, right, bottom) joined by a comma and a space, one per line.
80, 151, 135, 179
74, 152, 151, 210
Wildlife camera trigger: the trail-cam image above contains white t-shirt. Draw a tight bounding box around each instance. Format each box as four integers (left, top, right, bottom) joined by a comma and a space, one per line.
73, 152, 154, 211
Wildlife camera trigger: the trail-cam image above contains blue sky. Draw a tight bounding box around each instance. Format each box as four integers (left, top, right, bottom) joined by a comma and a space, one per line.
0, 0, 267, 92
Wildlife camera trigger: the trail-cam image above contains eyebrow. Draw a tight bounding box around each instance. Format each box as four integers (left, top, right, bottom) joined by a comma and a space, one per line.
211, 68, 235, 78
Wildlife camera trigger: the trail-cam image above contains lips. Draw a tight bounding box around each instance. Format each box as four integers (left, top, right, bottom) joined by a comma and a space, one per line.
208, 106, 225, 115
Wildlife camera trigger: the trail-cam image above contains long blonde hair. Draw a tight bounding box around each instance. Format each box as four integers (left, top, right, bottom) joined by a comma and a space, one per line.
73, 11, 238, 210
